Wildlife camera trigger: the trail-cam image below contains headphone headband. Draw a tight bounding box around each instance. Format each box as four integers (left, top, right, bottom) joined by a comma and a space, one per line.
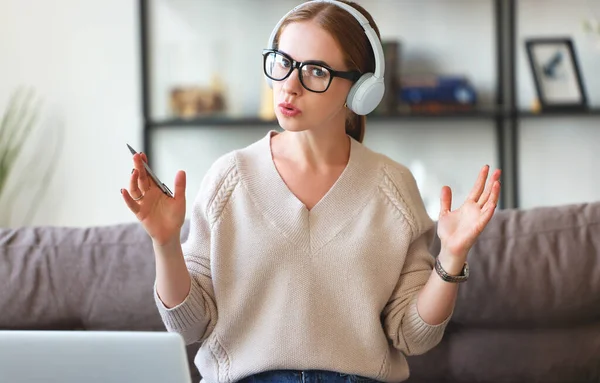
266, 0, 385, 80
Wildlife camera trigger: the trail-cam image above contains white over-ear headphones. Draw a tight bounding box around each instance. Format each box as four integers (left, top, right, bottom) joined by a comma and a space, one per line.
265, 0, 385, 116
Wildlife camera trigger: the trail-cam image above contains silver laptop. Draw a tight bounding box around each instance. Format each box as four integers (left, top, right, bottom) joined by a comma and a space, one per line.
0, 330, 192, 383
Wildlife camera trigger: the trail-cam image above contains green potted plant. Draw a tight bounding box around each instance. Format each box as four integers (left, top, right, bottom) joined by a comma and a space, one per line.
0, 87, 62, 227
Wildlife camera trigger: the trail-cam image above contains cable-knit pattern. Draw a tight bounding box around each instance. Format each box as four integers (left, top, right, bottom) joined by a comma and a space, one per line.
207, 167, 239, 228
380, 166, 417, 238
376, 347, 390, 380
209, 334, 232, 383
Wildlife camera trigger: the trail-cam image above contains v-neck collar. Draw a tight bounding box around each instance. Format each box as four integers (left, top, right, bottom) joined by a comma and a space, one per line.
237, 130, 381, 254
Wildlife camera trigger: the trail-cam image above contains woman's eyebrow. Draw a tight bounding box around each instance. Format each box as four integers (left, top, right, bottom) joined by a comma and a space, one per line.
279, 49, 332, 67
305, 59, 331, 67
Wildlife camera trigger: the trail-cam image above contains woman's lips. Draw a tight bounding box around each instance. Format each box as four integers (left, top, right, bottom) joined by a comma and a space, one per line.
278, 102, 302, 117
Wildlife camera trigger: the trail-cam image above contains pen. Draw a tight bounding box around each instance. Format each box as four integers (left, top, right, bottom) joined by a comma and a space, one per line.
126, 144, 174, 198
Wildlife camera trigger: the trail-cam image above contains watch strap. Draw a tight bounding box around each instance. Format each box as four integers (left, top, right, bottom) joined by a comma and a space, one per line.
435, 257, 469, 283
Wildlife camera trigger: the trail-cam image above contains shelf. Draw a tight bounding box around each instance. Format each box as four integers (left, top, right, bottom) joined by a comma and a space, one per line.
147, 107, 600, 128
147, 109, 503, 128
518, 108, 600, 118
149, 116, 278, 128
370, 109, 502, 121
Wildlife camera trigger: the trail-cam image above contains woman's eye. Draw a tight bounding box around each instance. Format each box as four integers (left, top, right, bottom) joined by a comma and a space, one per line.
279, 58, 291, 68
307, 66, 326, 77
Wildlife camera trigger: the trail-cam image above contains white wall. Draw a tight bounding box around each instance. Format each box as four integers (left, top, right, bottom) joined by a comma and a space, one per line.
0, 0, 598, 227
0, 0, 141, 227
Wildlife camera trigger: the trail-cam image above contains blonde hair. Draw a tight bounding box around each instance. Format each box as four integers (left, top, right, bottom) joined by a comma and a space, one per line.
274, 1, 381, 143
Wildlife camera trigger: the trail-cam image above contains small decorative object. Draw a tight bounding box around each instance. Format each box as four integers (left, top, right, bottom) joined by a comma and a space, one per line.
169, 74, 226, 119
525, 37, 588, 111
258, 81, 276, 121
582, 17, 600, 50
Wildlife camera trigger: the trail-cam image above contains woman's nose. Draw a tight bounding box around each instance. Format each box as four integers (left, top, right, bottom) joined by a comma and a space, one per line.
282, 67, 303, 95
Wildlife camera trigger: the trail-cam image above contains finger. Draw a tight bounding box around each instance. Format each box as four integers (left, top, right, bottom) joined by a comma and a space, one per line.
477, 169, 500, 207
134, 153, 151, 192
467, 165, 490, 202
482, 181, 501, 215
490, 180, 501, 206
129, 169, 144, 200
121, 188, 141, 215
439, 185, 452, 216
174, 170, 186, 201
483, 174, 502, 207
494, 168, 502, 183
140, 152, 148, 164
478, 201, 498, 232
477, 182, 492, 207
480, 199, 497, 226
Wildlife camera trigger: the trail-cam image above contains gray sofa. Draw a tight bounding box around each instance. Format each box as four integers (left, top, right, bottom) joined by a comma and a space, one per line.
1, 202, 599, 382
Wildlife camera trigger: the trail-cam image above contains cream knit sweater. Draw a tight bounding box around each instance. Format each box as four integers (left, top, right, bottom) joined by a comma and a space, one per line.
154, 130, 451, 383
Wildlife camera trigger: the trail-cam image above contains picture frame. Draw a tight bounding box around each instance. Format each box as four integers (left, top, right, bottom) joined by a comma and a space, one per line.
525, 37, 588, 111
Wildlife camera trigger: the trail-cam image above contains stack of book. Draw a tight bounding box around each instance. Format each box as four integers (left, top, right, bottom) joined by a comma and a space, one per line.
369, 40, 479, 116
398, 75, 478, 114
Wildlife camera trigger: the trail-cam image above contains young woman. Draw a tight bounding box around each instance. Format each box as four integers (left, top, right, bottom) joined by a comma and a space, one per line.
122, 1, 501, 382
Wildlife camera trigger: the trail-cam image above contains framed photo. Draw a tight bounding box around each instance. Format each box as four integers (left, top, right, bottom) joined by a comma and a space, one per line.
525, 38, 588, 111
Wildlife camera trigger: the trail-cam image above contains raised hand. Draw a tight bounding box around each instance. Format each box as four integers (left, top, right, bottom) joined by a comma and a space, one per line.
437, 165, 501, 265
121, 152, 187, 246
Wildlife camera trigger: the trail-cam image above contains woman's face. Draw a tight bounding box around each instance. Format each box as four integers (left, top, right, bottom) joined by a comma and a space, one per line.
272, 21, 353, 134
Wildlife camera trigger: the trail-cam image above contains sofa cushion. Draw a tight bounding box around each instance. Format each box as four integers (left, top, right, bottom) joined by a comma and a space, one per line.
407, 321, 600, 383
0, 221, 200, 382
429, 201, 600, 327
0, 222, 160, 330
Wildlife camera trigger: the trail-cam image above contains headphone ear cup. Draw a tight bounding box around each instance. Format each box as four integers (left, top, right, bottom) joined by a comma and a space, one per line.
346, 74, 370, 113
346, 73, 385, 115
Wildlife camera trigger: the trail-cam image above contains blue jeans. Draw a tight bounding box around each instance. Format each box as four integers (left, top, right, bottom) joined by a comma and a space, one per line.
237, 369, 380, 383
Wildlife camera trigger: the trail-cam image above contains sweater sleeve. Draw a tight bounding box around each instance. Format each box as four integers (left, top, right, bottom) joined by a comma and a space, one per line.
153, 153, 236, 345
380, 161, 452, 356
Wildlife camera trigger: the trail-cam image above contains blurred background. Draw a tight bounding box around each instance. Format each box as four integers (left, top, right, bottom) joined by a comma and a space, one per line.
0, 0, 599, 228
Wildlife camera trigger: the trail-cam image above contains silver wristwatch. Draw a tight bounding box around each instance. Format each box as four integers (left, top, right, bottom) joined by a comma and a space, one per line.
435, 257, 469, 283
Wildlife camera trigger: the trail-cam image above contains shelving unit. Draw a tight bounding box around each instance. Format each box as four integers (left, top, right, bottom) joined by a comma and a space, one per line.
138, 0, 598, 210
506, 0, 599, 208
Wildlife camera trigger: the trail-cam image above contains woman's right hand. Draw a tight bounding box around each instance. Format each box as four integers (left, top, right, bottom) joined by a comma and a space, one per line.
121, 152, 187, 246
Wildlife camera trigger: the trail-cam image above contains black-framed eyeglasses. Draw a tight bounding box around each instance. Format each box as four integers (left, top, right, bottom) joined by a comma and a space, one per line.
262, 49, 361, 93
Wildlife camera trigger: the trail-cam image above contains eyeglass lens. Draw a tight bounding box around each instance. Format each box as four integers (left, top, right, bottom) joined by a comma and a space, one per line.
265, 51, 332, 92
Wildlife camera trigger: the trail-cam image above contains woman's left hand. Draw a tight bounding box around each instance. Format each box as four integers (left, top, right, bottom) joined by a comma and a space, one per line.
436, 165, 502, 270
